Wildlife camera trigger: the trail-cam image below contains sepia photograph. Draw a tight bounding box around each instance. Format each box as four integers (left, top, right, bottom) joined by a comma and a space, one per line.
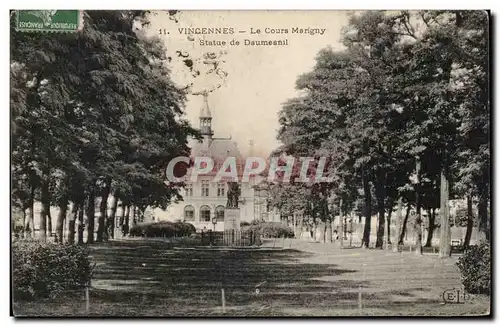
9, 8, 491, 317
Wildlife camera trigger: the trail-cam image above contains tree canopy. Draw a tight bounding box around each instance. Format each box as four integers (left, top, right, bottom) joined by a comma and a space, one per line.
271, 10, 490, 255
11, 10, 197, 243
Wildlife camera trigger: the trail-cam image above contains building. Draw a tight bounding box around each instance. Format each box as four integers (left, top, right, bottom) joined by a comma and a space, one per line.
153, 94, 279, 230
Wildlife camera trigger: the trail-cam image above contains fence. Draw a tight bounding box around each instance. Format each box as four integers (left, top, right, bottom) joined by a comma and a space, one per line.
200, 230, 261, 247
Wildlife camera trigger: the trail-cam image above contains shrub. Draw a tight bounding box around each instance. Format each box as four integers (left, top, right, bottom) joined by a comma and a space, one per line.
11, 209, 24, 237
242, 222, 294, 238
456, 241, 491, 294
12, 223, 24, 238
240, 221, 250, 227
129, 221, 196, 238
12, 240, 91, 301
171, 235, 201, 247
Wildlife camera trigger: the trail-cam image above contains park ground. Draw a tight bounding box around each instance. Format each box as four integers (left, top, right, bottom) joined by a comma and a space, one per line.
13, 238, 490, 317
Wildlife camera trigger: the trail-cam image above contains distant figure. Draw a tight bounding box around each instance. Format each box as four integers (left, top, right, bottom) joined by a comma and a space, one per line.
333, 229, 338, 242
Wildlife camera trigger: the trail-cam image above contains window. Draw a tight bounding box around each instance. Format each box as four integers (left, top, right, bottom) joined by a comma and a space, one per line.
216, 206, 225, 222
217, 182, 225, 197
200, 205, 211, 222
184, 205, 194, 221
185, 183, 193, 197
201, 180, 210, 197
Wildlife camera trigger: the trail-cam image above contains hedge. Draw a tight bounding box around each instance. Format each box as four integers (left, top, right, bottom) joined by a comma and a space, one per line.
12, 240, 91, 301
456, 241, 491, 294
129, 221, 196, 238
242, 222, 294, 238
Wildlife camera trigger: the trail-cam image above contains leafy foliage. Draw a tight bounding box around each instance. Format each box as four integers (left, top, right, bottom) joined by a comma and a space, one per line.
272, 10, 490, 250
242, 222, 294, 238
129, 221, 196, 238
456, 241, 490, 294
12, 240, 91, 300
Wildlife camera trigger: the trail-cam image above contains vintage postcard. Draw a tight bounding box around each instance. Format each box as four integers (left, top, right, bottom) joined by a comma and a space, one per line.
10, 10, 491, 317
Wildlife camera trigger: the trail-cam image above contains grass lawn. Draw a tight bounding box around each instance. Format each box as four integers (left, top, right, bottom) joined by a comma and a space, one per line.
13, 239, 490, 317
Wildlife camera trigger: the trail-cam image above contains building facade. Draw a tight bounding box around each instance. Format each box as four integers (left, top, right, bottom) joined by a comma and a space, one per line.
153, 94, 278, 230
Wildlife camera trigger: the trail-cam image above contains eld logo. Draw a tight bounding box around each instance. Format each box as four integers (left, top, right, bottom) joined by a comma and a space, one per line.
442, 289, 471, 304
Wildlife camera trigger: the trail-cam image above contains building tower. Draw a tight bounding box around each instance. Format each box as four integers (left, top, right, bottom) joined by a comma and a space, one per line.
199, 92, 213, 146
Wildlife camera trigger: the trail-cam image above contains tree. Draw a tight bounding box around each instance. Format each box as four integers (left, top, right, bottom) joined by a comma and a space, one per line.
11, 11, 197, 244
274, 10, 489, 257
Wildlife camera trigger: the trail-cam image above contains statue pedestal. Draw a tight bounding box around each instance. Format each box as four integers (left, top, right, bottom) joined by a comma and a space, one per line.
223, 208, 241, 246
224, 208, 241, 231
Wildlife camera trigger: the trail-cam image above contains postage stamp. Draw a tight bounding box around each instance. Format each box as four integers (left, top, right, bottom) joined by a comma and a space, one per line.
15, 10, 83, 33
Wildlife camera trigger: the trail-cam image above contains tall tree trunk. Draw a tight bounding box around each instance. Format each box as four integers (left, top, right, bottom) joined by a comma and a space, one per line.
299, 213, 305, 240
463, 195, 474, 247
324, 202, 332, 243
77, 201, 84, 244
124, 205, 131, 235
393, 197, 403, 252
339, 198, 344, 247
362, 167, 372, 248
414, 157, 423, 255
375, 170, 386, 249
39, 176, 50, 241
47, 209, 52, 238
26, 186, 35, 238
425, 208, 436, 247
477, 181, 489, 242
20, 208, 26, 238
87, 188, 96, 244
399, 202, 411, 246
26, 206, 34, 238
296, 214, 301, 240
132, 205, 137, 225
68, 203, 78, 244
386, 204, 393, 246
436, 14, 462, 255
108, 194, 118, 239
55, 198, 68, 243
313, 217, 318, 241
119, 201, 125, 227
439, 165, 451, 258
325, 216, 332, 243
97, 181, 111, 242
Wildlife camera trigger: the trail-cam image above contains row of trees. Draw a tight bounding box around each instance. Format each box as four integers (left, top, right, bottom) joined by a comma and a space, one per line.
267, 11, 490, 257
11, 11, 197, 243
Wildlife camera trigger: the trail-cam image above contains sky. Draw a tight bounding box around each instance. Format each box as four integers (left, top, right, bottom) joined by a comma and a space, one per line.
145, 11, 351, 157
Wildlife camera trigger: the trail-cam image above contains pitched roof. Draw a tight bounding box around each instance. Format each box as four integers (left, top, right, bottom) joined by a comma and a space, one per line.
190, 138, 243, 161
189, 138, 247, 178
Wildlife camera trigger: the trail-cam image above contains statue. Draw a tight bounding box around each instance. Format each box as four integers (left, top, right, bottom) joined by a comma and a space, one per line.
226, 181, 241, 208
